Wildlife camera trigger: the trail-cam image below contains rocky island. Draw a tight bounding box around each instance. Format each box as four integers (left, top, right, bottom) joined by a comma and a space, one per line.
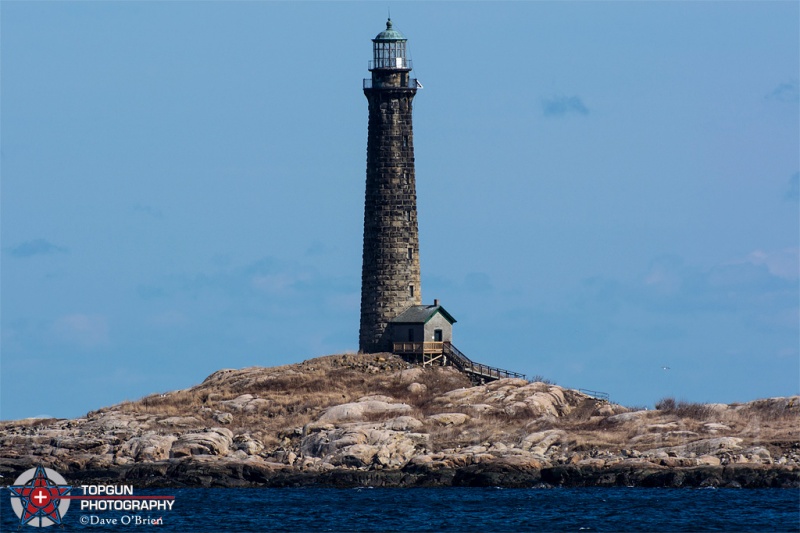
2, 353, 798, 488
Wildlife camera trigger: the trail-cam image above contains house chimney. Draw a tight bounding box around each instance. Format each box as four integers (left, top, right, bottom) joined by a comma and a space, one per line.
434, 299, 439, 307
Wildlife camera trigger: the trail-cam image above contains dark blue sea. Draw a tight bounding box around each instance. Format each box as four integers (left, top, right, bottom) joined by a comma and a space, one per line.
3, 487, 799, 532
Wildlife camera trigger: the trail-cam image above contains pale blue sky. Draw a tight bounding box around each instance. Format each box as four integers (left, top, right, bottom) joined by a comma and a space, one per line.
2, 2, 798, 420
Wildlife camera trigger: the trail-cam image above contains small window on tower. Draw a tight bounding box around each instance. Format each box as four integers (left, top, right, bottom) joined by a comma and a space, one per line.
409, 285, 415, 298
408, 248, 413, 260
404, 211, 410, 221
403, 136, 408, 148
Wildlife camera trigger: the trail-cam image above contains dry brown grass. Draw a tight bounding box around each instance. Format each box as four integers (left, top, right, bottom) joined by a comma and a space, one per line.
392, 369, 472, 415
102, 353, 471, 439
648, 396, 800, 444
655, 397, 715, 420
738, 398, 799, 422
1, 417, 60, 429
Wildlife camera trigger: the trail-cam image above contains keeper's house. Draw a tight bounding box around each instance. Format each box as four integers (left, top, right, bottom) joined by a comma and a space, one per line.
390, 299, 455, 351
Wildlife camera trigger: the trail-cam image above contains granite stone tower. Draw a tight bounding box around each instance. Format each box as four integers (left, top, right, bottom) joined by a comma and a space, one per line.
359, 19, 421, 353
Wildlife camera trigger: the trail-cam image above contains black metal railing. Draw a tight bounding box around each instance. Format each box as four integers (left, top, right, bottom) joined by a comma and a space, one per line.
443, 342, 526, 382
579, 388, 610, 402
363, 78, 419, 90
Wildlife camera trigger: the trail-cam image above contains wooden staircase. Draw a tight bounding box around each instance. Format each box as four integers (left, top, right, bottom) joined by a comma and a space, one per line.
393, 341, 525, 385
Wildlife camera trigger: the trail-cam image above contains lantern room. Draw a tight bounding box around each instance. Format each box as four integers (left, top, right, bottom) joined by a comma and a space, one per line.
370, 19, 411, 71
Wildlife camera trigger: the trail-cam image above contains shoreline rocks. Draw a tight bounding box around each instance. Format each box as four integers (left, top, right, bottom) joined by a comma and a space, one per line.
1, 455, 796, 489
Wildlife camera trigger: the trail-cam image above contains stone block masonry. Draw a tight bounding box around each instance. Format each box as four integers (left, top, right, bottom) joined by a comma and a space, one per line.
359, 85, 420, 353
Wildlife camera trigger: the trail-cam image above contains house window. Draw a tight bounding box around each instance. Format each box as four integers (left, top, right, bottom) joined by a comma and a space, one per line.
409, 285, 415, 298
434, 329, 443, 342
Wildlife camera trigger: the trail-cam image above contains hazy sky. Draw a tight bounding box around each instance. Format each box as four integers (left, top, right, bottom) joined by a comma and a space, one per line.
2, 1, 798, 420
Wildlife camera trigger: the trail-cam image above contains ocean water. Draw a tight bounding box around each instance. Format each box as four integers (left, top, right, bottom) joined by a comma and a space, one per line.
3, 487, 799, 531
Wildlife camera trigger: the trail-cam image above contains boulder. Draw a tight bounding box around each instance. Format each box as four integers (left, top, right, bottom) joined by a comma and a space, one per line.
336, 444, 380, 468
407, 383, 427, 395
392, 367, 425, 383
213, 412, 233, 425
435, 388, 478, 404
664, 431, 699, 440
520, 430, 565, 455
464, 404, 496, 414
357, 395, 395, 403
744, 447, 772, 464
489, 442, 508, 453
427, 413, 470, 426
383, 416, 424, 431
504, 402, 530, 416
93, 413, 140, 431
696, 455, 721, 466
596, 405, 616, 416
606, 411, 650, 424
647, 423, 679, 431
301, 421, 427, 469
158, 416, 200, 428
218, 394, 270, 413
118, 433, 177, 462
487, 378, 529, 388
53, 437, 111, 453
702, 423, 731, 434
434, 452, 475, 469
170, 428, 233, 458
319, 401, 412, 422
461, 445, 488, 454
646, 437, 743, 459
578, 458, 607, 468
233, 434, 264, 455
493, 454, 544, 469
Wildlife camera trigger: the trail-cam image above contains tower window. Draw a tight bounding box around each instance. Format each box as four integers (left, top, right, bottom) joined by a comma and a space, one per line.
404, 211, 410, 221
408, 248, 413, 260
403, 136, 408, 148
409, 285, 415, 298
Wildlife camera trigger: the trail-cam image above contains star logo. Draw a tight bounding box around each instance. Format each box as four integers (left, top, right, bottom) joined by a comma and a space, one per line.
8, 466, 73, 528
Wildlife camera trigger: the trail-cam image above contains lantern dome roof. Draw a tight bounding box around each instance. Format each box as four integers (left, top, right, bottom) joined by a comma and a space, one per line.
374, 19, 407, 42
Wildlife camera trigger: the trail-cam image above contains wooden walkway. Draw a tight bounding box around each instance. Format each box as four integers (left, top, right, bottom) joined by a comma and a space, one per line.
392, 341, 525, 385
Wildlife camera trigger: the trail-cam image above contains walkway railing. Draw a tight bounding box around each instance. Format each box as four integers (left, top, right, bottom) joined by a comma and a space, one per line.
363, 78, 419, 90
392, 341, 525, 383
443, 342, 526, 383
392, 341, 444, 354
579, 388, 610, 402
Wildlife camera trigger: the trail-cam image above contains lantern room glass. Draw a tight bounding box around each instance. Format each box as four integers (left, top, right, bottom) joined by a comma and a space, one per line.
373, 40, 408, 69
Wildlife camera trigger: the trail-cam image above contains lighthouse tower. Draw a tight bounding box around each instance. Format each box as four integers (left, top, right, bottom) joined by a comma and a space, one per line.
359, 19, 421, 353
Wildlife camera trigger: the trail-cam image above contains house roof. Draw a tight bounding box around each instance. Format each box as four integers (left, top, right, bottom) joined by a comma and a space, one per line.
390, 304, 456, 325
